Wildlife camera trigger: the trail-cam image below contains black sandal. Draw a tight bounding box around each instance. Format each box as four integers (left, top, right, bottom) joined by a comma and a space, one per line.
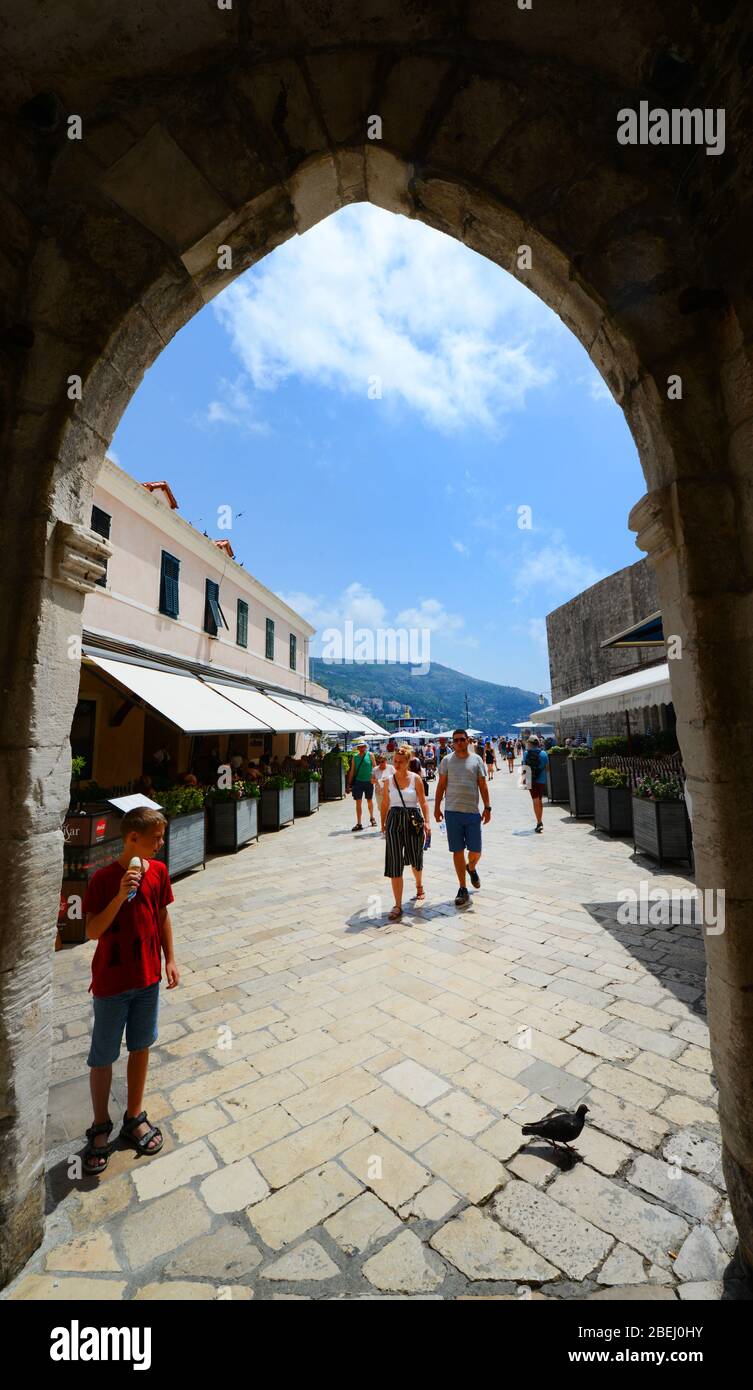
83, 1119, 113, 1175
120, 1110, 163, 1157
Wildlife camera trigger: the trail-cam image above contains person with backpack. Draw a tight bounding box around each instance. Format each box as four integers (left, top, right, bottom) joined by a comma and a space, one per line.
522, 735, 549, 832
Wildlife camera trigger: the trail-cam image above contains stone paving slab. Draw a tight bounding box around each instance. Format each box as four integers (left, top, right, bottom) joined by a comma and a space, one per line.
4, 773, 736, 1301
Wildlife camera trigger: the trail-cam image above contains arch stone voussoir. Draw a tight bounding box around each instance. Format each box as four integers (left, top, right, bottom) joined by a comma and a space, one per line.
1, 1, 753, 1287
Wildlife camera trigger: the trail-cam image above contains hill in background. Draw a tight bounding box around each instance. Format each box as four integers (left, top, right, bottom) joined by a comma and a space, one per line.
310, 659, 541, 732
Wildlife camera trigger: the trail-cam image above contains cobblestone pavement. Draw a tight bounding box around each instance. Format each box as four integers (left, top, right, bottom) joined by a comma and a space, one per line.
4, 771, 744, 1301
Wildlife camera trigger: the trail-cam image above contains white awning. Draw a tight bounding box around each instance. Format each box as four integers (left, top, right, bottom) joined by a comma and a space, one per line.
205, 680, 313, 732
356, 713, 390, 736
261, 692, 346, 733
85, 655, 272, 734
529, 704, 562, 724
545, 663, 671, 719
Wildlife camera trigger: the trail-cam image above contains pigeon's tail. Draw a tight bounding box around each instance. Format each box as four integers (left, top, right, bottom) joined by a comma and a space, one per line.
521, 1123, 537, 1135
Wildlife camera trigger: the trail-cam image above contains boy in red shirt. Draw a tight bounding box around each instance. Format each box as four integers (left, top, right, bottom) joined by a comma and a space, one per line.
81, 807, 180, 1174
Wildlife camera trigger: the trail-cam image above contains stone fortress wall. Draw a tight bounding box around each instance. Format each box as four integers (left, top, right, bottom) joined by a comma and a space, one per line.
546, 559, 664, 740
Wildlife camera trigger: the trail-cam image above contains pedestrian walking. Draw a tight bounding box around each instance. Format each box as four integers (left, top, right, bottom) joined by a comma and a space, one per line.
347, 737, 377, 830
506, 739, 515, 773
434, 728, 491, 908
484, 740, 496, 780
384, 745, 431, 921
373, 753, 391, 831
522, 735, 549, 832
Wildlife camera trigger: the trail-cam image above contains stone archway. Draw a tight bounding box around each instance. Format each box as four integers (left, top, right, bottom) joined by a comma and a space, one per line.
2, 1, 752, 1285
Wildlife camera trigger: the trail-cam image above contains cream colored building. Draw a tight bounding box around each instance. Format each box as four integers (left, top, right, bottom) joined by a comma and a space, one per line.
73, 458, 351, 788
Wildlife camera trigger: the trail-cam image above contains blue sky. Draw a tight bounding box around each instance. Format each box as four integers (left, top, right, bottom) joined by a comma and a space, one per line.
112, 204, 643, 695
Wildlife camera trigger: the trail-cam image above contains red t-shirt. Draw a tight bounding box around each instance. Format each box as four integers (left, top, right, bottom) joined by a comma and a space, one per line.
83, 859, 174, 998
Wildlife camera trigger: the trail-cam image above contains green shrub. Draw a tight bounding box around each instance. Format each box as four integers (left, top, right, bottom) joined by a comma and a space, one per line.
159, 785, 205, 818
71, 754, 87, 780
548, 746, 569, 755
591, 767, 628, 788
592, 736, 629, 756
263, 775, 294, 790
295, 769, 321, 782
569, 746, 595, 758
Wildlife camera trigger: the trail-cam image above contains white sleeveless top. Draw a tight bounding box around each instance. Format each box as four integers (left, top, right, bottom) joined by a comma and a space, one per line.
388, 771, 420, 808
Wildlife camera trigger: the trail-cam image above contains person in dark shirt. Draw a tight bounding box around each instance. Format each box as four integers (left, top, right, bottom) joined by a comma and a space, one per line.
80, 807, 179, 1174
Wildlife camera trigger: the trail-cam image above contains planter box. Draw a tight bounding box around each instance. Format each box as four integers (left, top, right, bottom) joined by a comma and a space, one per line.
294, 780, 320, 816
161, 809, 206, 876
546, 754, 569, 802
261, 785, 295, 831
567, 756, 599, 817
209, 796, 259, 852
594, 784, 633, 836
321, 763, 346, 800
632, 796, 693, 868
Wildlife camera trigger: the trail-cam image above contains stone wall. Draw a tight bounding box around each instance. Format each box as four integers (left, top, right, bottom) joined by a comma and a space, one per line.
546, 559, 664, 739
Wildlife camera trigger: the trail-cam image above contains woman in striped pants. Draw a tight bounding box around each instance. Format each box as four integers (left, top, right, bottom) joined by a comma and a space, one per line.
383, 746, 431, 922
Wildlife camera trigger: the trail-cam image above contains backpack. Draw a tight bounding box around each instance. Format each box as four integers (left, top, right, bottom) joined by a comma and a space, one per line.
526, 748, 541, 781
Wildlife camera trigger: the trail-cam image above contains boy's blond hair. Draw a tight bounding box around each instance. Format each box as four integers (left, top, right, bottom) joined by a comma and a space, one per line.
120, 807, 166, 839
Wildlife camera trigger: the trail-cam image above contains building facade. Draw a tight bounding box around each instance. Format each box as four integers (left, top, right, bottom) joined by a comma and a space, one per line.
74, 458, 326, 788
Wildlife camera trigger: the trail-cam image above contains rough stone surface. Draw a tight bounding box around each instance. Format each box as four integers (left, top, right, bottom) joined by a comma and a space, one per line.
361, 1231, 447, 1294
672, 1226, 729, 1282
597, 1244, 648, 1286
323, 1193, 401, 1254
261, 1241, 340, 1283
430, 1207, 558, 1283
627, 1154, 721, 1222
549, 1166, 689, 1267
492, 1182, 614, 1280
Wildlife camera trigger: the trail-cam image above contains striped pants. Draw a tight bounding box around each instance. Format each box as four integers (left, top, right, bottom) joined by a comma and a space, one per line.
384, 806, 424, 878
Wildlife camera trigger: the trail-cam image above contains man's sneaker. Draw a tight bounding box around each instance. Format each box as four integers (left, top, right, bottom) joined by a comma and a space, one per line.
455, 886, 470, 907
534, 823, 543, 833
468, 864, 481, 889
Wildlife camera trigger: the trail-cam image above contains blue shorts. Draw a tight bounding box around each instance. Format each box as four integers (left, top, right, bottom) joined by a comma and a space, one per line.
444, 810, 482, 854
87, 982, 160, 1067
351, 780, 373, 801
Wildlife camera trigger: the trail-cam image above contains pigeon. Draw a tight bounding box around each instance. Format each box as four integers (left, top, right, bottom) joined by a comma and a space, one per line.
521, 1104, 589, 1149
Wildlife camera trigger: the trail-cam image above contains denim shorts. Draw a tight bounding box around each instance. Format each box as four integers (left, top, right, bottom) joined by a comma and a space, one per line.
87, 982, 160, 1067
351, 780, 374, 801
444, 810, 482, 854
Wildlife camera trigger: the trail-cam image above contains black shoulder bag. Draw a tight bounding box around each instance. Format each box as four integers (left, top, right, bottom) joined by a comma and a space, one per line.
395, 774, 424, 834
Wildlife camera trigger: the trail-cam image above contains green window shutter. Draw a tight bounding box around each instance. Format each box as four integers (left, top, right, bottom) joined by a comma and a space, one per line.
289, 633, 297, 670
237, 599, 249, 648
90, 506, 111, 587
265, 618, 275, 660
205, 579, 229, 635
159, 551, 180, 618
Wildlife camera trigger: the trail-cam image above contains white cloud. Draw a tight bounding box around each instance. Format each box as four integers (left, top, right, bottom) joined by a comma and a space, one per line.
212, 205, 557, 433
277, 582, 388, 634
200, 377, 269, 434
513, 543, 606, 600
394, 597, 465, 635
452, 539, 469, 555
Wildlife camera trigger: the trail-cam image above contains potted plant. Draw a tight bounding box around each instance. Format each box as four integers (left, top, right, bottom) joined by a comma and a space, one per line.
261, 774, 295, 830
207, 779, 260, 852
293, 768, 321, 817
545, 746, 570, 802
591, 766, 632, 836
157, 784, 207, 876
321, 749, 348, 801
567, 746, 599, 817
632, 775, 693, 868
